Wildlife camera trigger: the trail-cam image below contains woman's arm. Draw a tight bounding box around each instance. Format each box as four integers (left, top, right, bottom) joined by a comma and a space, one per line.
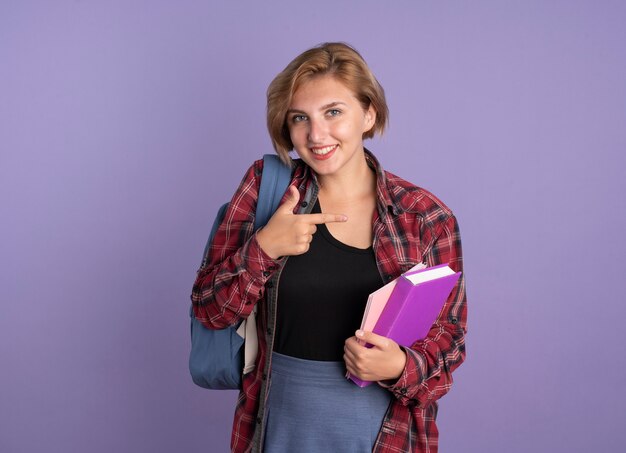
385, 214, 467, 407
344, 213, 466, 406
190, 161, 282, 329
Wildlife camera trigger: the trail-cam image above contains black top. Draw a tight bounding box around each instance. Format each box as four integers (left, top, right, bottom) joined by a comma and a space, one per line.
274, 200, 383, 361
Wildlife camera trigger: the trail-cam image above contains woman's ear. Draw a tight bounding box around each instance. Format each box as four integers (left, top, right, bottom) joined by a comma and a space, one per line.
364, 105, 377, 133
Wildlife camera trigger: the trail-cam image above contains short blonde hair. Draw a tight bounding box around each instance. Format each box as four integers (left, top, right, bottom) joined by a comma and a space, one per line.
267, 42, 389, 164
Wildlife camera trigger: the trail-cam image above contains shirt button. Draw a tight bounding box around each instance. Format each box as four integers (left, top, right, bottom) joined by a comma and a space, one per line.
386, 275, 393, 282
301, 201, 308, 208
262, 271, 270, 277
451, 318, 458, 325
399, 388, 408, 395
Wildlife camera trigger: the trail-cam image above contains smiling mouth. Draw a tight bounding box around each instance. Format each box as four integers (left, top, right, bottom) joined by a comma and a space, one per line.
310, 144, 338, 156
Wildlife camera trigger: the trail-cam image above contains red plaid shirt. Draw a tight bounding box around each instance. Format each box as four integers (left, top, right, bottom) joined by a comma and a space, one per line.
191, 150, 467, 453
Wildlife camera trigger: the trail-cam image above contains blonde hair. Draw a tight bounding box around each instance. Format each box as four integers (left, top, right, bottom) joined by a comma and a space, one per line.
267, 42, 389, 164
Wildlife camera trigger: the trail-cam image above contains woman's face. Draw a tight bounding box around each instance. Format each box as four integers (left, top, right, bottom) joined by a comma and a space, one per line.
287, 75, 376, 179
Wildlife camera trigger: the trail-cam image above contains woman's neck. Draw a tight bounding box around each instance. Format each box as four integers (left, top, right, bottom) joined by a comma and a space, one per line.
316, 155, 376, 201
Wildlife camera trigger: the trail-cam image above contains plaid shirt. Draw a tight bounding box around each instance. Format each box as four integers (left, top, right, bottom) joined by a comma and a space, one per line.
191, 150, 467, 453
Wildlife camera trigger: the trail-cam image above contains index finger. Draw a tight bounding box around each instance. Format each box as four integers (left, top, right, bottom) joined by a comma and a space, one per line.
299, 213, 348, 224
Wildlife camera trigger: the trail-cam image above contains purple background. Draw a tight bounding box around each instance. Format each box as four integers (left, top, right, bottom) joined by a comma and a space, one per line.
2, 1, 625, 452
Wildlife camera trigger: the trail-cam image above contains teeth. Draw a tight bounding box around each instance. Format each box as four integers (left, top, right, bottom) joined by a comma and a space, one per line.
311, 145, 336, 155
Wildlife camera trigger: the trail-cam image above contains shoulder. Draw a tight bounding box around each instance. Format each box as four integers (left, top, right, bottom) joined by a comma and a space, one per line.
252, 156, 306, 179
230, 159, 262, 201
236, 156, 306, 207
383, 170, 461, 258
384, 169, 454, 221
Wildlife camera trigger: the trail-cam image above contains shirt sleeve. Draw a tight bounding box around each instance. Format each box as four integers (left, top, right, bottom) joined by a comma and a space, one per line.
190, 160, 284, 329
382, 214, 467, 408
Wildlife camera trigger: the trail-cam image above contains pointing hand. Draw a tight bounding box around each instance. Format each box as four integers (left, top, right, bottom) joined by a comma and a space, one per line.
256, 185, 348, 259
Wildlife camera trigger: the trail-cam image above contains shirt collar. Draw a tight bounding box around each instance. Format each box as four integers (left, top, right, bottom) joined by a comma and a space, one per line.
364, 148, 401, 219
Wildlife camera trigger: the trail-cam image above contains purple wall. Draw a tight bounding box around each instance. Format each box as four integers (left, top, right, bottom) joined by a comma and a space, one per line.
2, 1, 625, 452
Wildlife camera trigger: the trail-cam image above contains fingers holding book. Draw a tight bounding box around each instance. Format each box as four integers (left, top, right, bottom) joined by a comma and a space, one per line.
343, 330, 407, 383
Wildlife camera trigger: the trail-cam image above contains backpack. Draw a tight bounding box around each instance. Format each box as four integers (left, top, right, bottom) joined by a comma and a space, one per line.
189, 154, 292, 389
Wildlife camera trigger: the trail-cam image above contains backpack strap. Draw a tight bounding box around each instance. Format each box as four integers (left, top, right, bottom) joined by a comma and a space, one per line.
200, 155, 291, 267
255, 154, 292, 229
242, 154, 291, 374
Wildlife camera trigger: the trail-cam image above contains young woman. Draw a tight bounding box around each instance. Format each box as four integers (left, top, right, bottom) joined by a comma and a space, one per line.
191, 42, 467, 453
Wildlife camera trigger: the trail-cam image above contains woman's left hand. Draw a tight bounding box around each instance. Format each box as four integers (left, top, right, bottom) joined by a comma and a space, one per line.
344, 330, 407, 382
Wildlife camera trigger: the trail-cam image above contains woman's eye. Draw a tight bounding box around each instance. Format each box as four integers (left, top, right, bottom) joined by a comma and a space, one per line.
292, 115, 307, 123
327, 109, 341, 117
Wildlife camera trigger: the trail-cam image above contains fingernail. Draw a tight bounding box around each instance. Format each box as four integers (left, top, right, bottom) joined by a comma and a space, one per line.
356, 330, 364, 338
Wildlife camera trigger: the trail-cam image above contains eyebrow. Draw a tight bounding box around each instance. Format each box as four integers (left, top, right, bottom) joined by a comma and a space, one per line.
286, 101, 347, 115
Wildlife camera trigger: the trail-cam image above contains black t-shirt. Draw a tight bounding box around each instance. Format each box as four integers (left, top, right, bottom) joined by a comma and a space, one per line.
273, 200, 383, 361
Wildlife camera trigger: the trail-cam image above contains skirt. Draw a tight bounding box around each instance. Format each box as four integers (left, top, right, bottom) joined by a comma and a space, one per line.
263, 352, 392, 453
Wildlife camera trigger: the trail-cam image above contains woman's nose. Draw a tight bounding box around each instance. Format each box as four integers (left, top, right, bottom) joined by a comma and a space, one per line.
307, 118, 326, 143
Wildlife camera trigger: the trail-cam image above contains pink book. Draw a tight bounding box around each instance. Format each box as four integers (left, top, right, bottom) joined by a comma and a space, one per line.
350, 263, 461, 387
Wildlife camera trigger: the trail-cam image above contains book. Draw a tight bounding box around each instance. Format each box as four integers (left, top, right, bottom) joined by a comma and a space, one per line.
359, 263, 426, 333
349, 263, 461, 387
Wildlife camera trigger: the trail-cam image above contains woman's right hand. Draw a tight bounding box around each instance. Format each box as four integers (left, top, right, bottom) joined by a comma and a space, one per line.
256, 185, 348, 259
